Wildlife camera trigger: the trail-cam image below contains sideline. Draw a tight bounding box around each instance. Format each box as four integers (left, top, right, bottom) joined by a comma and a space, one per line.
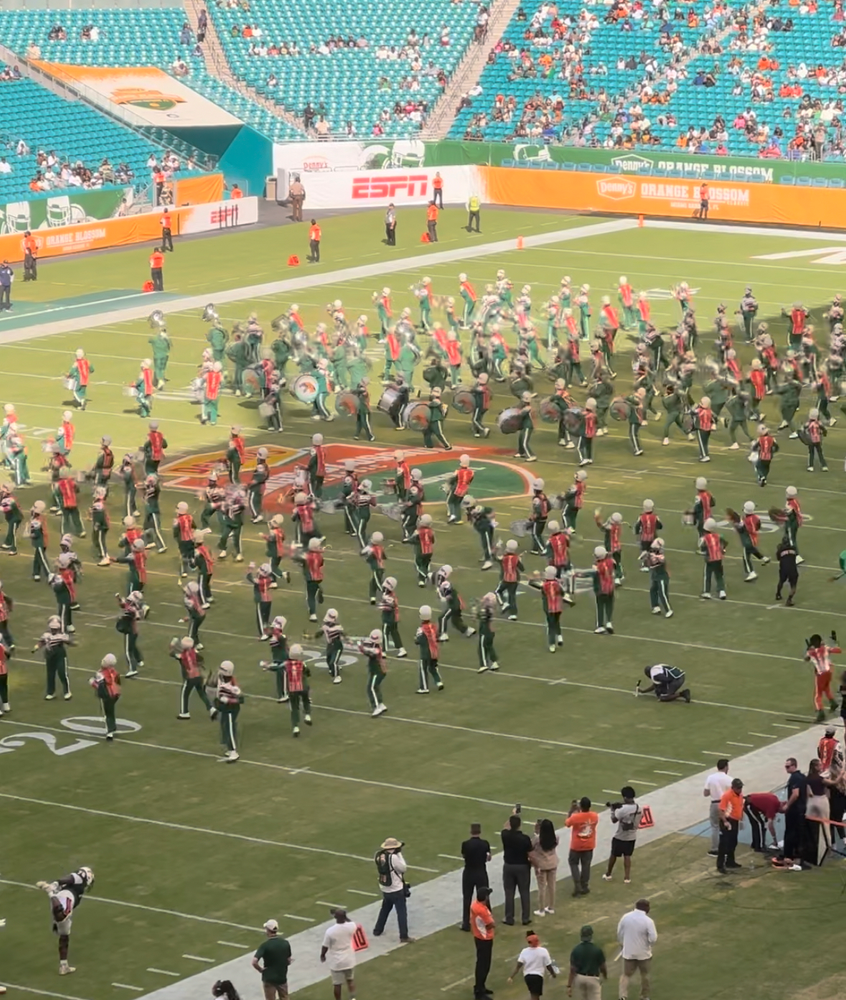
0, 219, 634, 343
134, 725, 822, 1000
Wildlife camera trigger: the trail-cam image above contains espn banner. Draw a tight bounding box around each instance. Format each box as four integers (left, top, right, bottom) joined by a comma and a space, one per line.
287, 165, 482, 210
480, 165, 846, 228
0, 197, 257, 263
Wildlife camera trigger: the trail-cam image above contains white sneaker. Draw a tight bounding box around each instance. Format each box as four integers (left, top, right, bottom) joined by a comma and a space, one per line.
63, 693, 72, 701
565, 441, 575, 449
601, 874, 613, 881
465, 627, 476, 637
439, 633, 449, 641
372, 704, 388, 717
718, 590, 727, 600
728, 442, 739, 450
544, 907, 554, 914
481, 560, 492, 570
796, 555, 805, 565
59, 964, 76, 976
652, 606, 661, 614
396, 647, 407, 658
664, 609, 674, 618
333, 675, 342, 684
533, 909, 546, 916
662, 437, 670, 446
744, 572, 757, 582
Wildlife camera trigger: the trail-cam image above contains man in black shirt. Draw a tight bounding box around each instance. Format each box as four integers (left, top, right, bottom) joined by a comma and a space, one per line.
775, 536, 798, 607
460, 823, 492, 931
500, 812, 532, 926
779, 757, 807, 867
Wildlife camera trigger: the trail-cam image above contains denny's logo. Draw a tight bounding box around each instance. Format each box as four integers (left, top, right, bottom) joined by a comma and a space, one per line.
111, 86, 186, 111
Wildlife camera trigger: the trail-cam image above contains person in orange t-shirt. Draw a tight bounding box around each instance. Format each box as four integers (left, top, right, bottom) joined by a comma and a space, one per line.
717, 778, 745, 873
308, 218, 321, 262
470, 886, 495, 999
149, 247, 165, 291
565, 796, 599, 897
426, 200, 439, 243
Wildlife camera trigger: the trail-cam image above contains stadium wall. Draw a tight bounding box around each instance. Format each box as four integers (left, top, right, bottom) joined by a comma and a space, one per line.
217, 125, 274, 198
0, 195, 258, 263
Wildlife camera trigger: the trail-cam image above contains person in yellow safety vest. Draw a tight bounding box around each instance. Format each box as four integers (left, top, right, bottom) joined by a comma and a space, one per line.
466, 194, 481, 234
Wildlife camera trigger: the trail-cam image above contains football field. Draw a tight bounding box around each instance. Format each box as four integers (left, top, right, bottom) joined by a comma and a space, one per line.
3, 209, 846, 1000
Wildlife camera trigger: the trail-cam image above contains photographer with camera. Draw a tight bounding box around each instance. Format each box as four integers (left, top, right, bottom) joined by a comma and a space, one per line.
602, 787, 642, 884
372, 837, 414, 943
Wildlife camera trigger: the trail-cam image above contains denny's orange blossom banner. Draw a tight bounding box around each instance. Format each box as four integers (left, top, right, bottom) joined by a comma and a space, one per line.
481, 165, 846, 228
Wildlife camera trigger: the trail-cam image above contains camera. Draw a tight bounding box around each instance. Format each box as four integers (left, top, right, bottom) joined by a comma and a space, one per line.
606, 801, 622, 811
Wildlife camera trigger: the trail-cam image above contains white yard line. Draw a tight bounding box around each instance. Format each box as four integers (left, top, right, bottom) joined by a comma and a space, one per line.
134, 725, 824, 1000
111, 985, 144, 992
0, 879, 260, 933
215, 944, 248, 952
146, 970, 181, 978
181, 956, 214, 964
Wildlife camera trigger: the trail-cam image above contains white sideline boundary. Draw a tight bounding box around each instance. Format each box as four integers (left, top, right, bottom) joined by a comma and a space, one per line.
133, 726, 822, 1000
0, 219, 633, 344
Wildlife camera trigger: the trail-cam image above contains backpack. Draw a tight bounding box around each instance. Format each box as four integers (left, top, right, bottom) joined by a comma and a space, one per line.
374, 850, 393, 887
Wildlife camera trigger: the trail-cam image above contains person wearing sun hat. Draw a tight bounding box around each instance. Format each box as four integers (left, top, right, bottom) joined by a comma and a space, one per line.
372, 837, 413, 943
567, 925, 607, 999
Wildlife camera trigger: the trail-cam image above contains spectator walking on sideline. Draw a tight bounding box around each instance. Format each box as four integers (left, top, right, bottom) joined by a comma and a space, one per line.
460, 822, 491, 931
743, 791, 780, 852
288, 174, 305, 222
309, 219, 321, 262
567, 925, 607, 1000
716, 778, 745, 874
602, 786, 642, 884
565, 797, 599, 897
385, 202, 397, 246
372, 837, 414, 942
617, 899, 657, 1000
466, 192, 481, 233
251, 919, 292, 1000
508, 932, 557, 1000
531, 818, 559, 916
703, 758, 731, 856
433, 171, 444, 208
470, 886, 495, 1000
426, 200, 439, 243
0, 260, 12, 310
501, 810, 533, 926
320, 908, 358, 1000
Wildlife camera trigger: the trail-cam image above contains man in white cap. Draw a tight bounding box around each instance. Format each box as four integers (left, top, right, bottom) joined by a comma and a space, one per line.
252, 919, 292, 1000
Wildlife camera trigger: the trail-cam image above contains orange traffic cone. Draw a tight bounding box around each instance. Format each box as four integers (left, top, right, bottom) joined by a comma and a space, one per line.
420, 232, 430, 243
637, 215, 644, 227
142, 280, 154, 292
516, 235, 524, 250
288, 254, 300, 266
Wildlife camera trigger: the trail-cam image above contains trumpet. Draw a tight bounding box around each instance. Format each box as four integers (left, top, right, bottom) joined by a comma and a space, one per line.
148, 309, 165, 329
202, 303, 219, 324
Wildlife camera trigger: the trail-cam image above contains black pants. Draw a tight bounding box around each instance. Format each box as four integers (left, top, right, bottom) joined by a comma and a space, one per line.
434, 188, 443, 208
468, 210, 480, 232
386, 224, 396, 246
462, 866, 489, 929
744, 803, 767, 851
161, 227, 174, 251
0, 286, 10, 309
783, 809, 804, 860
309, 239, 320, 262
474, 937, 493, 997
502, 862, 530, 924
24, 252, 37, 280
717, 818, 739, 868
427, 221, 438, 243
151, 267, 163, 291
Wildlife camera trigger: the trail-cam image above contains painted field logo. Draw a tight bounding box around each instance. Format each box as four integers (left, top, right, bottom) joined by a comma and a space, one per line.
610, 154, 652, 174
161, 443, 533, 508
597, 177, 636, 201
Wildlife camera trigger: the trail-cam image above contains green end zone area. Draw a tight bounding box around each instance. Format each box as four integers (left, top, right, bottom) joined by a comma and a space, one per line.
2, 215, 846, 1000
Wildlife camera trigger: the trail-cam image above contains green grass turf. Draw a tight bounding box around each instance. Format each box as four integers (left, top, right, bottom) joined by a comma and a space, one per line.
2, 217, 846, 999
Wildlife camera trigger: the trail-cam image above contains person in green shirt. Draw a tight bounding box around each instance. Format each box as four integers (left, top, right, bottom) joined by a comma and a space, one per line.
423, 388, 451, 450
148, 328, 171, 390
206, 321, 228, 362
225, 334, 249, 396
252, 919, 292, 1000
567, 924, 607, 997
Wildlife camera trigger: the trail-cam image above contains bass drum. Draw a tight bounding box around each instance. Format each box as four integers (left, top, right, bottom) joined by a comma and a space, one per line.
497, 407, 522, 434
402, 401, 430, 432
377, 387, 400, 414
451, 388, 475, 414
564, 406, 584, 433
680, 411, 695, 434
335, 391, 358, 417
242, 364, 264, 398
538, 396, 560, 424
610, 397, 631, 421
290, 373, 319, 404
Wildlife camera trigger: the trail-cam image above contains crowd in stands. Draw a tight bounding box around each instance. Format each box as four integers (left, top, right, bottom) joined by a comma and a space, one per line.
454, 0, 846, 160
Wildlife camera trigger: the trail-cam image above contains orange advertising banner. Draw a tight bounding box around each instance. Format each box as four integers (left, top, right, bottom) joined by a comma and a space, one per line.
0, 213, 162, 263
481, 165, 846, 229
176, 173, 224, 206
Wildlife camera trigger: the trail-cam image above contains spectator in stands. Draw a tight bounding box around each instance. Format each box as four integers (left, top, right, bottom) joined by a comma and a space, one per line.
315, 117, 331, 140
172, 58, 190, 77
26, 42, 41, 60
303, 102, 315, 129
0, 158, 10, 175
198, 8, 209, 42
48, 24, 67, 42
181, 23, 194, 46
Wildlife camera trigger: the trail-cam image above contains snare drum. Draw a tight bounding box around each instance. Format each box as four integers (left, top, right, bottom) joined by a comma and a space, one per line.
258, 402, 276, 418
680, 411, 695, 434
747, 451, 758, 464
681, 509, 695, 525
64, 378, 77, 392
564, 406, 584, 433
190, 377, 204, 401
123, 385, 138, 398
610, 397, 631, 421
291, 373, 319, 404
402, 401, 430, 432
378, 502, 404, 522
497, 407, 522, 434
381, 477, 397, 495
335, 390, 358, 417
509, 519, 529, 538
377, 387, 400, 414
538, 396, 560, 424
451, 388, 475, 414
